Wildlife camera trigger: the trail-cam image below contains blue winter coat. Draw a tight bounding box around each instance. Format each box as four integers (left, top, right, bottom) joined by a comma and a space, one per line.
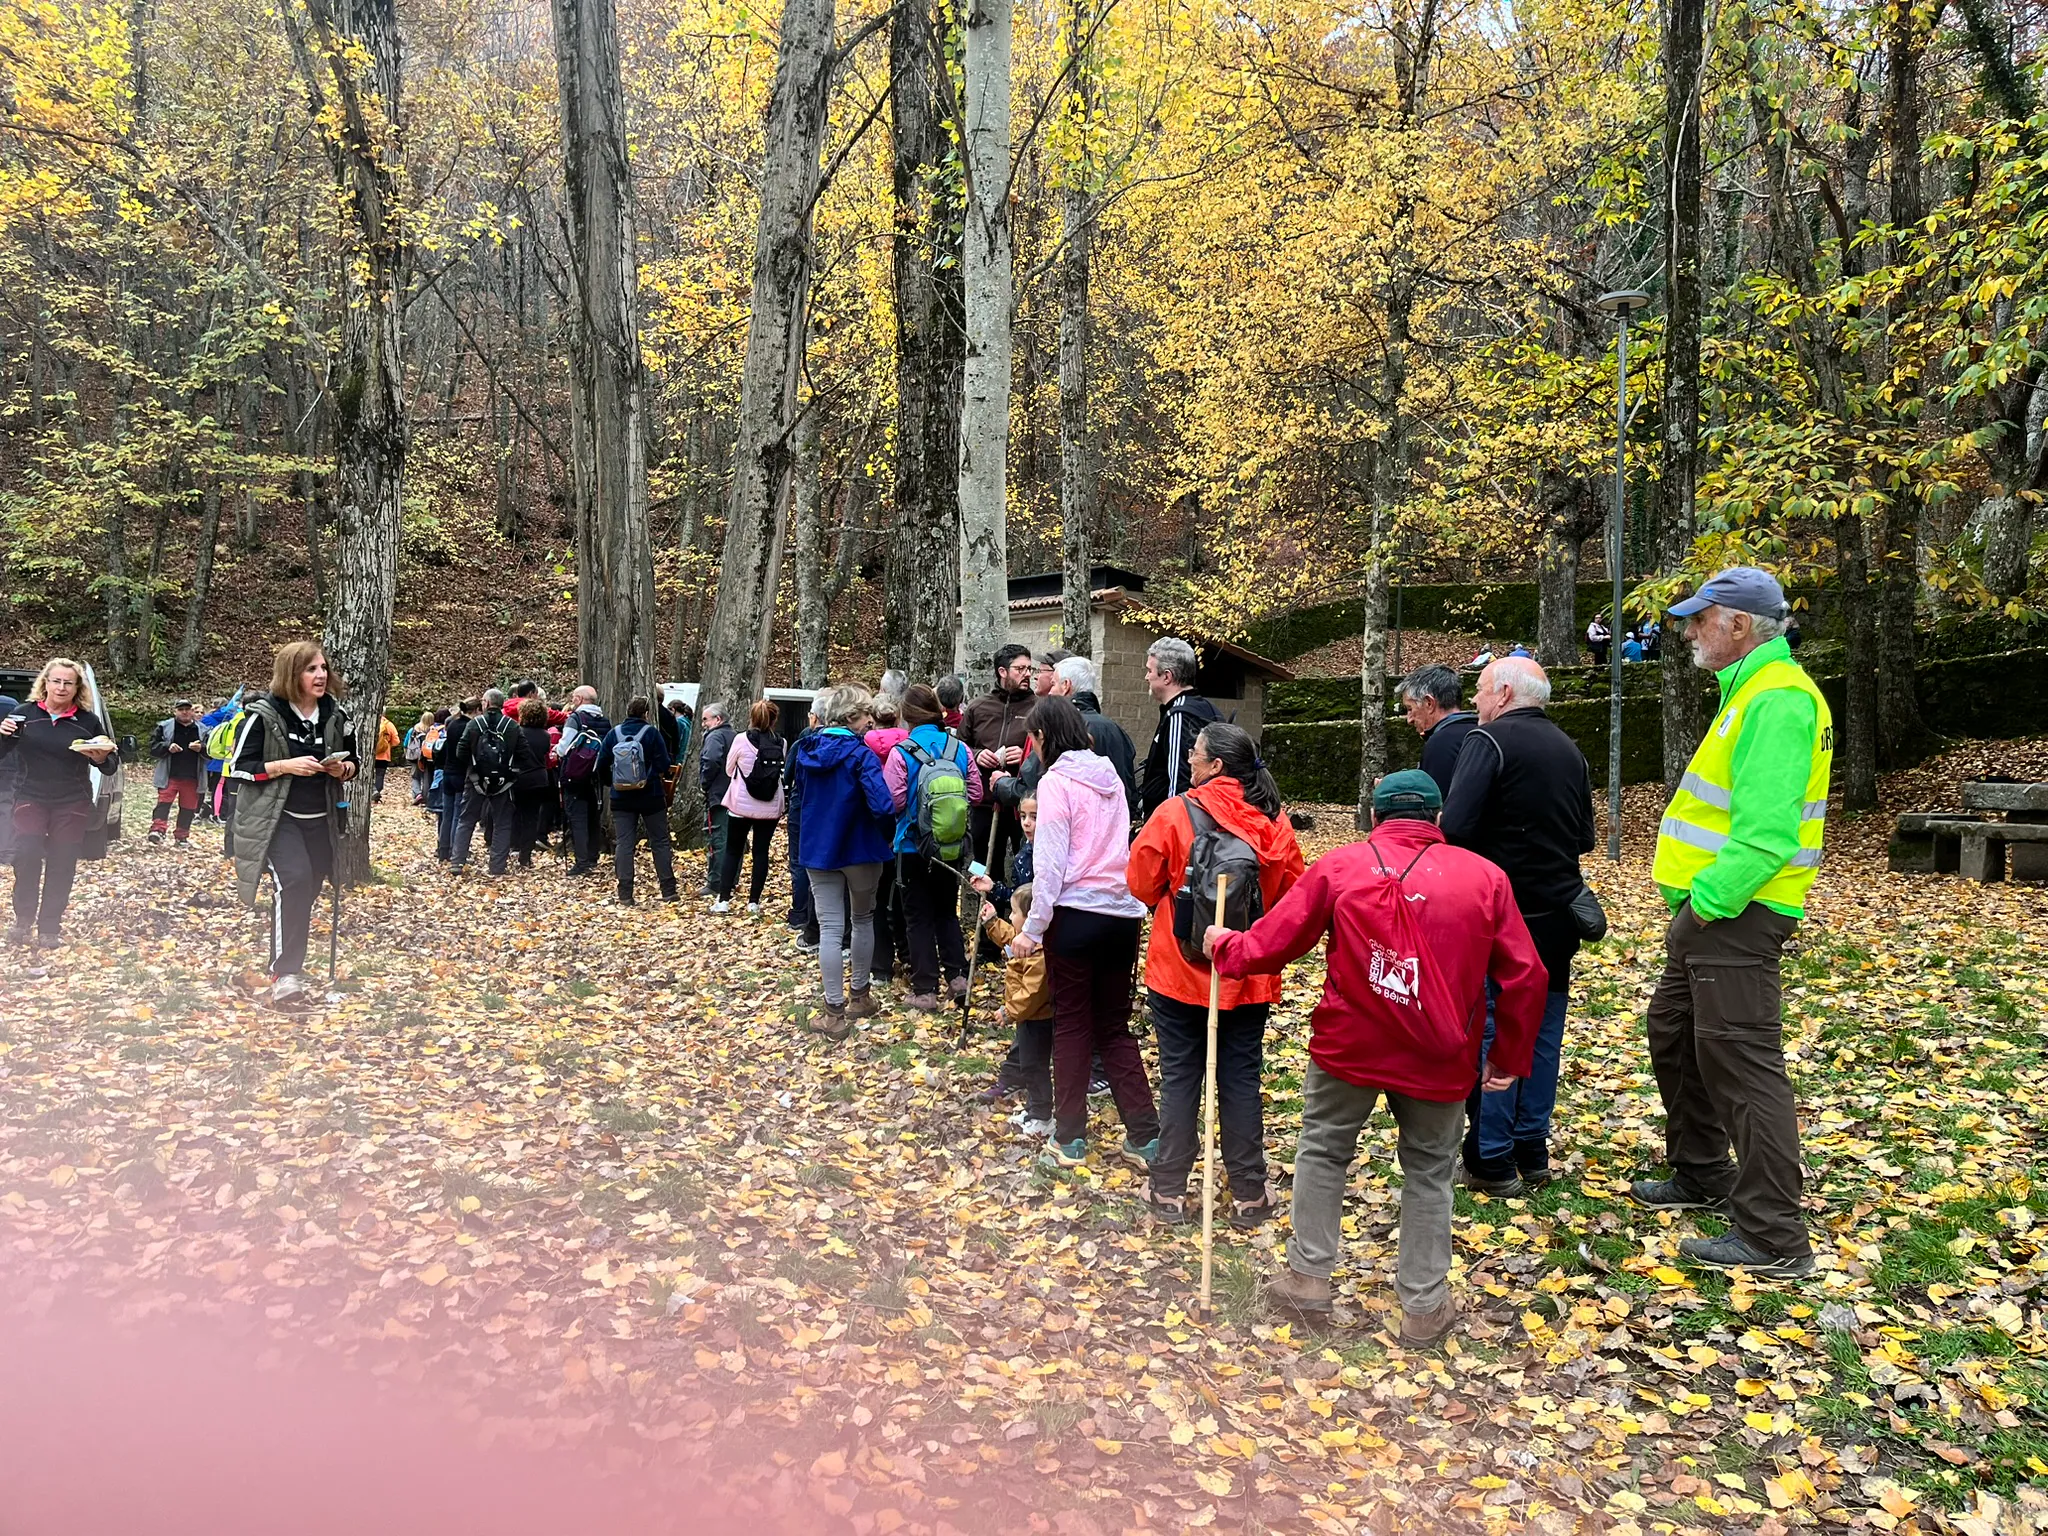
791, 727, 894, 870
890, 723, 975, 856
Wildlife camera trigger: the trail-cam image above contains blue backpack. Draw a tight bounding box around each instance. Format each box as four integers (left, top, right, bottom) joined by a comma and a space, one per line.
611, 723, 652, 792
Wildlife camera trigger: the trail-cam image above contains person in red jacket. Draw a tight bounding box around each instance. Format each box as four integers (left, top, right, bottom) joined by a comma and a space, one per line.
1205, 769, 1546, 1349
1127, 723, 1304, 1227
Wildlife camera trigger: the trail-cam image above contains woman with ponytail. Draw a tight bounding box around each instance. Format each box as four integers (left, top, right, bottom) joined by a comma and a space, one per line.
1125, 721, 1304, 1225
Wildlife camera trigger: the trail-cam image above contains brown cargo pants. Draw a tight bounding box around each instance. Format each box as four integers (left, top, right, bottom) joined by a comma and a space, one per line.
1645, 900, 1811, 1260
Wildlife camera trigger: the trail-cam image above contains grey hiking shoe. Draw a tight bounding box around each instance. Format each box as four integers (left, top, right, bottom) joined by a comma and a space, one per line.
1677, 1232, 1814, 1278
1629, 1177, 1729, 1212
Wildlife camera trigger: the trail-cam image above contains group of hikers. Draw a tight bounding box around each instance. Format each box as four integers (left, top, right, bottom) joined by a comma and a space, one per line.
0, 564, 1834, 1346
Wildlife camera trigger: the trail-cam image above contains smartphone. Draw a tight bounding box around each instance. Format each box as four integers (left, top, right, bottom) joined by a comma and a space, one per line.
319, 752, 348, 768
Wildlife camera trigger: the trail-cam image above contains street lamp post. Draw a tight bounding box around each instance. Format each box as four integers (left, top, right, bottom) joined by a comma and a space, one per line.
1594, 288, 1650, 861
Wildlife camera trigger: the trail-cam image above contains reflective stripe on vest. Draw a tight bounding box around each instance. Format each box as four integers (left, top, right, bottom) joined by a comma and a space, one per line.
1652, 656, 1833, 911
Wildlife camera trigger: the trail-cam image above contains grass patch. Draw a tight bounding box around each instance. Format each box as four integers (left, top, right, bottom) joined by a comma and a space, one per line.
593, 1100, 661, 1133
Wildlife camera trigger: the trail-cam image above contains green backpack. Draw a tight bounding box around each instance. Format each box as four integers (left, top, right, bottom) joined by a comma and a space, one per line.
901, 735, 971, 864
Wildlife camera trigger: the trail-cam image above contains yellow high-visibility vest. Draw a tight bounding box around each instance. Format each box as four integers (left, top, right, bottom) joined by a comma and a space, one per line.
1651, 657, 1833, 913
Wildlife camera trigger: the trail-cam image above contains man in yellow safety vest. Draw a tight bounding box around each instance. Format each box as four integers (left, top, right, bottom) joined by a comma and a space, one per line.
1632, 566, 1832, 1279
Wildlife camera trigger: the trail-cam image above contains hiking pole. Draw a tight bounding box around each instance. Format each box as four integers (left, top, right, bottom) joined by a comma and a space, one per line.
956, 804, 1005, 1037
1200, 873, 1230, 1316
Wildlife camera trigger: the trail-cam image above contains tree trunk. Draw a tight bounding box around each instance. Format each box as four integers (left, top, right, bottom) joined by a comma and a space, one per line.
1535, 472, 1595, 668
792, 402, 831, 687
888, 0, 964, 682
288, 0, 407, 884
551, 0, 658, 716
235, 381, 262, 550
103, 499, 131, 678
958, 0, 1015, 692
1835, 510, 1880, 808
1056, 0, 1095, 658
1876, 3, 1930, 763
175, 477, 224, 676
284, 365, 327, 613
135, 497, 172, 675
1658, 0, 1709, 791
699, 0, 836, 710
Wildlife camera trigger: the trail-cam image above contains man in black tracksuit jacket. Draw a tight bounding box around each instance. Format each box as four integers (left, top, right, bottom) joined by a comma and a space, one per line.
1441, 656, 1597, 1193
1138, 637, 1220, 823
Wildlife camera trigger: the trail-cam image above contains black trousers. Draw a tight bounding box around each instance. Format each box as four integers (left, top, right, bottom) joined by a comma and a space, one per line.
11, 838, 80, 939
1147, 993, 1271, 1199
969, 802, 1021, 889
898, 852, 967, 994
220, 779, 240, 857
614, 806, 676, 900
267, 814, 333, 978
512, 786, 552, 860
717, 816, 777, 902
453, 786, 512, 874
565, 791, 602, 872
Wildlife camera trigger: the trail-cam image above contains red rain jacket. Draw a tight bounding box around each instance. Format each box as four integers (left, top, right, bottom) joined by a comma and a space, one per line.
1211, 818, 1546, 1101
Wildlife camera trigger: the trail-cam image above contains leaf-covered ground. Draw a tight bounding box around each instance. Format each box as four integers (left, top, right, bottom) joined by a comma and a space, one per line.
3, 745, 2047, 1535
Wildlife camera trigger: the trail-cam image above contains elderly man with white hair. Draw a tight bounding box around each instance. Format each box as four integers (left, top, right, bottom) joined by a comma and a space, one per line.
1441, 654, 1597, 1196
1050, 655, 1139, 820
1634, 566, 1830, 1279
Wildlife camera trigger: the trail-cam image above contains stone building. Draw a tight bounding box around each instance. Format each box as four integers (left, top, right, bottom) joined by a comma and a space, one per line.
957, 567, 1294, 750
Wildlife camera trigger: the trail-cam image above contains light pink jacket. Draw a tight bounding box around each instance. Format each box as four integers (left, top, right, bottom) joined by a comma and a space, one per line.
1023, 750, 1145, 942
722, 732, 785, 820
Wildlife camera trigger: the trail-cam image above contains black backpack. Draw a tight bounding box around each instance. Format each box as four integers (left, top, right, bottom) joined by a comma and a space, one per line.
740, 728, 785, 800
1171, 798, 1266, 966
468, 714, 512, 793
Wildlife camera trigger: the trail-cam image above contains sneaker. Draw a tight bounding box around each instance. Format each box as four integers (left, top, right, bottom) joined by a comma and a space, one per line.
905, 992, 940, 1013
746, 902, 762, 916
975, 1079, 1018, 1106
1264, 1266, 1333, 1319
272, 973, 308, 1004
711, 899, 731, 914
147, 830, 165, 844
1120, 1136, 1159, 1169
795, 937, 820, 956
1629, 1177, 1729, 1212
1677, 1232, 1815, 1278
1088, 1075, 1111, 1098
1137, 1178, 1191, 1223
1399, 1297, 1460, 1349
660, 889, 680, 904
1044, 1137, 1087, 1167
614, 893, 635, 906
846, 987, 880, 1020
1010, 1112, 1054, 1141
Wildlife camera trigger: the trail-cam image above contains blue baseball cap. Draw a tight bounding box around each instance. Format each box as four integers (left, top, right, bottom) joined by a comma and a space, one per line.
1668, 566, 1790, 620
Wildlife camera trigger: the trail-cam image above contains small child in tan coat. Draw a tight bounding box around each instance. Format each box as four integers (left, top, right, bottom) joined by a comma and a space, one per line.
981, 880, 1054, 1136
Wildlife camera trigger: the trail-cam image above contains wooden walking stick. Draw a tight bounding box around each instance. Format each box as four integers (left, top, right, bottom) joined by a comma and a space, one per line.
956, 805, 1005, 1036
1200, 872, 1230, 1315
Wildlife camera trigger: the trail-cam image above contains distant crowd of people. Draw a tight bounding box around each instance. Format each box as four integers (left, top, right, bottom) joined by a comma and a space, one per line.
0, 564, 1836, 1342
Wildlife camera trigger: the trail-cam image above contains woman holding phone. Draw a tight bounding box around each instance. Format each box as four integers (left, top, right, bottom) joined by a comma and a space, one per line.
0, 657, 117, 950
230, 640, 356, 1004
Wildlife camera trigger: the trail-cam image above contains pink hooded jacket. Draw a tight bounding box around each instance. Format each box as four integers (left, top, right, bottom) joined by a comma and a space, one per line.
1023, 749, 1145, 942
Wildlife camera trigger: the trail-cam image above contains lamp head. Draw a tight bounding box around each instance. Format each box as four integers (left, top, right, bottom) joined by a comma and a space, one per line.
1595, 289, 1652, 315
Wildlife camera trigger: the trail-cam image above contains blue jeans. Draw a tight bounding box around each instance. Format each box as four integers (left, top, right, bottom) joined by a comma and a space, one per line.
1467, 983, 1570, 1175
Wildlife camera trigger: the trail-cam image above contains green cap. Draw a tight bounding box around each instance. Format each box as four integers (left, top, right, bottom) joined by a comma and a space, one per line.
1372, 769, 1443, 816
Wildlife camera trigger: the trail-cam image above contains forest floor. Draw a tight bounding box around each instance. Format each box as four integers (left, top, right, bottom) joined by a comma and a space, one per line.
3, 745, 2047, 1535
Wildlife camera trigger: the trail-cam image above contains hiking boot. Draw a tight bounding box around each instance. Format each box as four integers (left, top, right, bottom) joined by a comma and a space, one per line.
1677, 1232, 1814, 1278
1399, 1297, 1459, 1349
1629, 1177, 1729, 1212
4, 923, 29, 947
905, 992, 941, 1013
807, 1001, 852, 1041
1137, 1178, 1191, 1223
1230, 1187, 1276, 1230
948, 975, 969, 1001
1264, 1266, 1333, 1319
659, 888, 680, 904
34, 931, 60, 951
1120, 1136, 1159, 1170
795, 935, 820, 956
1464, 1166, 1525, 1199
1514, 1139, 1553, 1188
845, 987, 880, 1020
